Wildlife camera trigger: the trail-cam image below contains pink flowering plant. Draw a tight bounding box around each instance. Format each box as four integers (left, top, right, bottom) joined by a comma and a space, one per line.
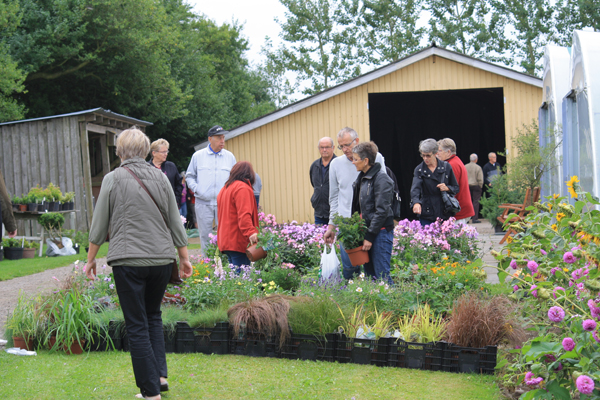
493, 180, 600, 398
391, 218, 480, 269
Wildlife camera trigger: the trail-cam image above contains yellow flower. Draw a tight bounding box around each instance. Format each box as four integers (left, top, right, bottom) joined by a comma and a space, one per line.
262, 283, 267, 287
556, 213, 566, 222
548, 204, 552, 210
237, 282, 242, 285
449, 271, 456, 276
566, 176, 579, 198
552, 193, 559, 199
269, 281, 275, 285
551, 224, 558, 231
466, 260, 471, 264
563, 268, 569, 272
506, 236, 513, 243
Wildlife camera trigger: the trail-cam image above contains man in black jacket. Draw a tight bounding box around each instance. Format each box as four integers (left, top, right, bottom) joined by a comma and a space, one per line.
482, 152, 502, 188
310, 137, 336, 225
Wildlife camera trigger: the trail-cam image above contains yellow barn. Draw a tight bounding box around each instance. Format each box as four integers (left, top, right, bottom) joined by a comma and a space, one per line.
194, 45, 542, 223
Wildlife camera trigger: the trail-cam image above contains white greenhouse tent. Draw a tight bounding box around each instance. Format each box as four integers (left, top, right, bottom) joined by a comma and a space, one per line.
561, 30, 600, 199
539, 45, 570, 198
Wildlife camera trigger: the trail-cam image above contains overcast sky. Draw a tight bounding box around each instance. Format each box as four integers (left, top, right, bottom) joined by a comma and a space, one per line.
187, 0, 286, 65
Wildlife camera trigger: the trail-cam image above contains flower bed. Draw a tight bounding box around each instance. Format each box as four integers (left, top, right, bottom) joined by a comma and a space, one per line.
493, 178, 600, 398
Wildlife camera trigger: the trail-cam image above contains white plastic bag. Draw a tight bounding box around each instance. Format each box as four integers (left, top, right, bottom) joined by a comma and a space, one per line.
45, 237, 77, 257
319, 244, 341, 282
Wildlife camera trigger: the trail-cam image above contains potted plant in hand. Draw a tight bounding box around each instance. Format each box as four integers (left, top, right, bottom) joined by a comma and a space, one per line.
2, 238, 24, 260
332, 212, 368, 266
247, 229, 280, 262
6, 291, 39, 350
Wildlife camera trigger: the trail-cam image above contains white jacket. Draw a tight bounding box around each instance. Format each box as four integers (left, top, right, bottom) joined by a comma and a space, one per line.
186, 146, 237, 205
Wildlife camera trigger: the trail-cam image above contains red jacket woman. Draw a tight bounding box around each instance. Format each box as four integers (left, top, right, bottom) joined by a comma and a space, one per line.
217, 161, 259, 267
438, 139, 475, 221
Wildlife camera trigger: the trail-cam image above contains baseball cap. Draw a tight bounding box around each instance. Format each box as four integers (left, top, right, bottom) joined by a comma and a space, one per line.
208, 125, 229, 137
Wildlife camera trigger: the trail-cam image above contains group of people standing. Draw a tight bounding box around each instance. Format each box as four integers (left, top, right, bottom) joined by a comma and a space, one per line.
310, 129, 502, 284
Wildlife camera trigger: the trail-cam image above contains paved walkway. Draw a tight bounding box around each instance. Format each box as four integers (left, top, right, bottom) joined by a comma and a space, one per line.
471, 219, 504, 284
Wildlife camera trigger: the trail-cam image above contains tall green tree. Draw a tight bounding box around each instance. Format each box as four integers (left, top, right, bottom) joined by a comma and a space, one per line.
0, 0, 25, 122
427, 0, 509, 64
345, 0, 426, 65
492, 0, 555, 76
266, 0, 361, 96
554, 0, 600, 46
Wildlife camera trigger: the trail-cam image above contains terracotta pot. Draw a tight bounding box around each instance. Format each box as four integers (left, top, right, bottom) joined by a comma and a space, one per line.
48, 336, 86, 354
18, 204, 27, 212
12, 336, 34, 351
246, 244, 267, 262
345, 245, 370, 267
22, 248, 35, 258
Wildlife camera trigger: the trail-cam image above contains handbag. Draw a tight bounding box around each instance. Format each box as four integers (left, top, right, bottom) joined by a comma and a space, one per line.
122, 166, 183, 285
391, 191, 402, 221
441, 191, 461, 216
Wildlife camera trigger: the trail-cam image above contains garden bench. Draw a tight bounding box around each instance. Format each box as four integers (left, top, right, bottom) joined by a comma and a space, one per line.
497, 187, 540, 244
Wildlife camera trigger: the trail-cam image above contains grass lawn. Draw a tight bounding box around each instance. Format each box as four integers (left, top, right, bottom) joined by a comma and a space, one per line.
0, 243, 202, 281
0, 244, 108, 281
0, 351, 501, 399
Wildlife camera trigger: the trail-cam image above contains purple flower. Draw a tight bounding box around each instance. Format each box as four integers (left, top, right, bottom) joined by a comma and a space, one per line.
527, 260, 539, 274
593, 331, 600, 344
540, 249, 547, 256
576, 375, 595, 395
531, 285, 538, 298
553, 286, 565, 299
564, 251, 577, 264
583, 319, 597, 331
513, 285, 519, 292
510, 259, 518, 269
525, 371, 544, 386
109, 284, 114, 289
562, 337, 575, 351
589, 300, 600, 320
550, 267, 560, 275
548, 306, 565, 323
545, 354, 556, 363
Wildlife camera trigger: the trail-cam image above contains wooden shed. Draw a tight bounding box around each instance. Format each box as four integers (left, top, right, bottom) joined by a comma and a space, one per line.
0, 108, 152, 233
193, 45, 543, 223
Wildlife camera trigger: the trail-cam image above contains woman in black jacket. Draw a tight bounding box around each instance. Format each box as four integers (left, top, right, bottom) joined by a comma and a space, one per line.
351, 141, 394, 284
410, 138, 459, 226
149, 139, 183, 206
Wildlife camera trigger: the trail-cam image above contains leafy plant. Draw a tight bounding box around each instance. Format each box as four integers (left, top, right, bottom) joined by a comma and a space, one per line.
5, 291, 40, 341
23, 240, 39, 250
187, 306, 229, 328
45, 183, 62, 202
28, 185, 46, 203
364, 307, 395, 340
3, 237, 24, 248
333, 212, 366, 250
480, 174, 524, 227
45, 287, 100, 352
288, 296, 343, 336
63, 191, 75, 202
446, 292, 522, 348
337, 304, 367, 339
39, 212, 65, 241
396, 304, 447, 343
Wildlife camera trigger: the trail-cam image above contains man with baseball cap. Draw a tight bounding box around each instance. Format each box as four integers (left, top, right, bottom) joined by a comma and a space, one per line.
186, 125, 237, 256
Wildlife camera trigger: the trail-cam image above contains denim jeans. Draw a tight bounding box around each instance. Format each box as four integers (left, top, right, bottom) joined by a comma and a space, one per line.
179, 202, 187, 218
363, 229, 394, 285
339, 242, 361, 279
314, 216, 329, 225
112, 264, 171, 398
419, 217, 435, 227
223, 250, 250, 272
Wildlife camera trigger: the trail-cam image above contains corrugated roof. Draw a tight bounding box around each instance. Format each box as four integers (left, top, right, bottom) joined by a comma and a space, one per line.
193, 44, 543, 150
0, 107, 153, 126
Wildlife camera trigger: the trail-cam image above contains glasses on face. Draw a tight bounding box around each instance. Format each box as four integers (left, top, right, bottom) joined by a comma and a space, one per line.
420, 153, 433, 159
337, 140, 355, 150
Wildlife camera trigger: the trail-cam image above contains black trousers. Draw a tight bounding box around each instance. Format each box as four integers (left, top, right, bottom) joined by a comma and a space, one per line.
469, 185, 483, 221
113, 264, 171, 397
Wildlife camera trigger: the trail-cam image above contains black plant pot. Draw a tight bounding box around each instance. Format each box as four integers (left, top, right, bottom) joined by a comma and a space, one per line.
4, 247, 24, 260
37, 203, 45, 212
494, 225, 504, 234
12, 203, 19, 212
74, 244, 80, 254
0, 248, 4, 261
27, 203, 37, 212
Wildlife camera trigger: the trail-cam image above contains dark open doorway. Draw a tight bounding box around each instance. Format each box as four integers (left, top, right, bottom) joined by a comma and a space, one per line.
369, 88, 506, 219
